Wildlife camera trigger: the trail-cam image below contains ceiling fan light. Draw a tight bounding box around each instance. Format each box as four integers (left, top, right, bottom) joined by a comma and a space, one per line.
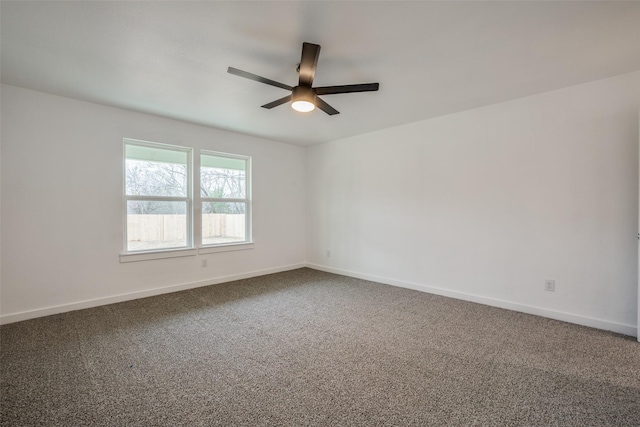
291, 86, 316, 113
292, 100, 315, 112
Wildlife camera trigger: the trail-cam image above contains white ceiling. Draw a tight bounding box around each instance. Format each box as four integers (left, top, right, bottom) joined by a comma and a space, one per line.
2, 1, 639, 146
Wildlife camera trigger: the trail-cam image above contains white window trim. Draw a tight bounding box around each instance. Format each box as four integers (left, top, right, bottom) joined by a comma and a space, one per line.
120, 142, 253, 262
120, 248, 198, 263
198, 242, 254, 255
122, 138, 194, 256
200, 150, 253, 247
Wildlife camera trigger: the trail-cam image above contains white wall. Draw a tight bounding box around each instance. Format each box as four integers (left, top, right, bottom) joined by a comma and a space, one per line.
0, 84, 307, 322
3, 72, 639, 335
307, 72, 640, 336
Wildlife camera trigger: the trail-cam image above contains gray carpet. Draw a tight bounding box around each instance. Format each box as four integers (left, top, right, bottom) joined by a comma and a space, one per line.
1, 268, 639, 426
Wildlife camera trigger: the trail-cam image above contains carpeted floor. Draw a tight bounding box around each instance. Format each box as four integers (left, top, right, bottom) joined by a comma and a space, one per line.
1, 268, 639, 426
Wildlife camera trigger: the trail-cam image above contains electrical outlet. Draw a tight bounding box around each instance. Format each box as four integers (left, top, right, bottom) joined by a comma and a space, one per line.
544, 279, 555, 292
201, 259, 208, 268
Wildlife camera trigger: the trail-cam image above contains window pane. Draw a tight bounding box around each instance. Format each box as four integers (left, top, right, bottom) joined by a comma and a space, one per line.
201, 154, 245, 199
202, 202, 246, 245
126, 159, 187, 197
127, 201, 188, 251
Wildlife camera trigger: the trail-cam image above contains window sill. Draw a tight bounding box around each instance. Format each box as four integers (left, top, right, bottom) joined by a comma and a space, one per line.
198, 242, 254, 254
119, 242, 254, 263
120, 248, 197, 263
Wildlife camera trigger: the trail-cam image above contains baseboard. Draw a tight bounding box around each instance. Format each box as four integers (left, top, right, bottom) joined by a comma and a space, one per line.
306, 263, 638, 338
3, 262, 636, 338
0, 263, 307, 325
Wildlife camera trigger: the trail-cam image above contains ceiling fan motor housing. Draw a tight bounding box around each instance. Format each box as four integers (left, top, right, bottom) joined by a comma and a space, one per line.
292, 86, 316, 104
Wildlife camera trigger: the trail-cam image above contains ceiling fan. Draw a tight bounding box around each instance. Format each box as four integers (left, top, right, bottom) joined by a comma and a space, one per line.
228, 42, 379, 115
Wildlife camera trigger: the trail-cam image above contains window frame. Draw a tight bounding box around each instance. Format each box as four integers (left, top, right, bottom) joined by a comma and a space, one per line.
199, 150, 252, 249
122, 138, 194, 255
120, 140, 253, 263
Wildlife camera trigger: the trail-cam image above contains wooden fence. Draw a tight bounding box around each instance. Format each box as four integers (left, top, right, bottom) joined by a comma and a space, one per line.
127, 214, 245, 242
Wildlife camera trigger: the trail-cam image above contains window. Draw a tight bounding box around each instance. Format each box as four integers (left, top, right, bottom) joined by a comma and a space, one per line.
122, 140, 252, 259
124, 140, 192, 253
201, 152, 251, 246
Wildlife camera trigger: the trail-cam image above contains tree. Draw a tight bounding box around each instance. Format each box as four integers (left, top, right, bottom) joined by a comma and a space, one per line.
126, 160, 187, 214
201, 167, 245, 214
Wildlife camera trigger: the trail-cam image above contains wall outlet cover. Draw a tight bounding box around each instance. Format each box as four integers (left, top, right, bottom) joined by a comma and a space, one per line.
545, 279, 555, 292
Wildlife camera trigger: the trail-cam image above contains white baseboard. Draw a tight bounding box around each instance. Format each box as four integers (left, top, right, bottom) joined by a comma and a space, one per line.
0, 263, 306, 325
3, 262, 637, 338
306, 263, 638, 338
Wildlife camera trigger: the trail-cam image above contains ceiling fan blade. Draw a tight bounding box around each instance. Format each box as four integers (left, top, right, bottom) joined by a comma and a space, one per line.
261, 95, 293, 109
298, 42, 320, 87
315, 83, 380, 95
227, 67, 292, 91
315, 97, 339, 116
